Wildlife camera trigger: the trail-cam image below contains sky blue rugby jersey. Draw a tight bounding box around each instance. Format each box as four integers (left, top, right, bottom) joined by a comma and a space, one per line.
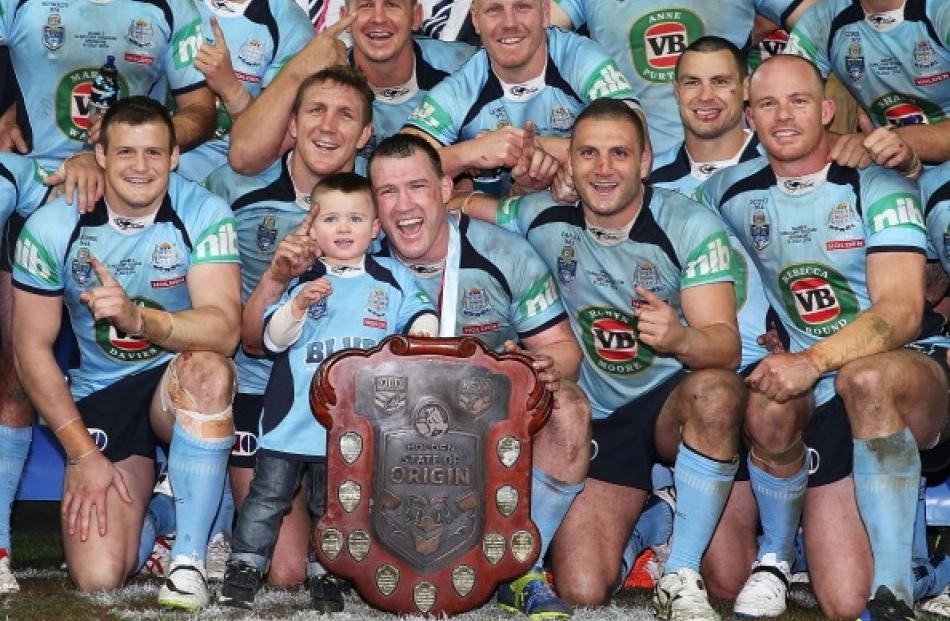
0, 153, 51, 232
175, 0, 312, 182
0, 0, 207, 170
258, 256, 433, 460
787, 0, 949, 130
922, 161, 950, 276
493, 188, 735, 419
552, 0, 802, 153
651, 134, 773, 370
699, 158, 935, 405
12, 173, 239, 399
353, 37, 475, 175
375, 214, 567, 353
206, 155, 310, 395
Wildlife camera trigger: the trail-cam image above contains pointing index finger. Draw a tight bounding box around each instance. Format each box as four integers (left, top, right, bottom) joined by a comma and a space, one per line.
325, 11, 357, 36
90, 256, 118, 286
296, 203, 321, 237
210, 16, 227, 47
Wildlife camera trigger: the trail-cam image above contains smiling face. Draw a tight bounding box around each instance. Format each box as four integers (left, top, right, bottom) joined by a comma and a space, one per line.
347, 0, 420, 66
674, 48, 747, 141
289, 80, 372, 182
471, 0, 549, 83
748, 56, 834, 175
95, 121, 178, 216
369, 149, 453, 264
570, 116, 651, 229
311, 189, 380, 265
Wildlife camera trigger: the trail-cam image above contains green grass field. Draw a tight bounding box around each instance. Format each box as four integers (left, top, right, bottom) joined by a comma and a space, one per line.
0, 502, 837, 621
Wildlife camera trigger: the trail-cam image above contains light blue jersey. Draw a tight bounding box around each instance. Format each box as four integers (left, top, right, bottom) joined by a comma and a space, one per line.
698, 159, 932, 405
353, 37, 475, 175
405, 26, 637, 191
259, 256, 434, 460
376, 214, 567, 353
923, 161, 950, 276
0, 154, 50, 231
206, 156, 309, 395
493, 188, 735, 419
12, 173, 240, 399
651, 134, 773, 370
176, 0, 312, 182
787, 0, 949, 130
0, 0, 208, 170
552, 0, 800, 153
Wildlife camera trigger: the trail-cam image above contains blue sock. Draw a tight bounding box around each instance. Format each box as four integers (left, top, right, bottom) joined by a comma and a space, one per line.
913, 476, 929, 564
167, 421, 231, 563
620, 492, 674, 578
0, 425, 31, 552
791, 528, 808, 573
666, 443, 737, 574
853, 428, 919, 604
135, 490, 177, 569
210, 474, 234, 539
530, 467, 583, 569
915, 553, 950, 600
748, 458, 807, 565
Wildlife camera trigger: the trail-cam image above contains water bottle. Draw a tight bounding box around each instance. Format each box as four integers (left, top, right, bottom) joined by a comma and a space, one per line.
87, 55, 118, 141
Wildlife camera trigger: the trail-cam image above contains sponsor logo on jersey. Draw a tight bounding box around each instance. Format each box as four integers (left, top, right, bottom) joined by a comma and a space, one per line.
257, 215, 277, 252
461, 287, 491, 318
557, 244, 577, 284
510, 84, 539, 98
364, 317, 388, 330
518, 275, 558, 319
779, 263, 859, 336
43, 13, 65, 53
865, 13, 898, 30
55, 68, 130, 140
827, 202, 859, 232
629, 10, 704, 83
195, 219, 240, 262
307, 298, 327, 320
71, 247, 93, 286
782, 179, 815, 194
232, 431, 258, 456
14, 230, 59, 287
112, 216, 146, 231
151, 275, 185, 289
697, 163, 719, 177
758, 29, 788, 59
584, 61, 634, 99
845, 41, 864, 81
866, 194, 925, 236
151, 242, 183, 272
377, 86, 411, 100
579, 306, 654, 375
238, 39, 266, 67
234, 70, 261, 84
872, 93, 945, 128
408, 96, 453, 134
94, 296, 167, 361
461, 322, 501, 335
684, 234, 731, 284
127, 19, 154, 47
172, 18, 203, 69
750, 203, 770, 252
366, 288, 388, 317
913, 40, 937, 70
916, 72, 950, 87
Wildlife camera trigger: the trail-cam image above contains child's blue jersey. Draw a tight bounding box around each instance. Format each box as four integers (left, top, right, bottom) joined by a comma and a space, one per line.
551, 0, 800, 153
787, 0, 950, 129
651, 135, 773, 370
923, 161, 950, 276
375, 215, 567, 353
206, 156, 308, 395
493, 188, 735, 419
0, 0, 208, 170
0, 153, 51, 230
176, 0, 312, 182
353, 37, 475, 175
698, 159, 932, 405
404, 26, 637, 149
259, 256, 434, 460
12, 173, 240, 399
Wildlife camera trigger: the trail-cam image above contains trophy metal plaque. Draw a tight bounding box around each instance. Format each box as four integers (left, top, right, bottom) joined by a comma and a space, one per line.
311, 336, 552, 615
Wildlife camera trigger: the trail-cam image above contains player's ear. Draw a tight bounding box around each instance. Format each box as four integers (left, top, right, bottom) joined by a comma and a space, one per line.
371, 217, 381, 239
170, 145, 180, 171
821, 98, 836, 127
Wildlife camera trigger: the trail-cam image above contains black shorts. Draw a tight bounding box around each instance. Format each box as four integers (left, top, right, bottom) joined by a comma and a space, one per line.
908, 343, 950, 473
588, 370, 687, 490
803, 395, 852, 487
231, 392, 263, 468
0, 212, 25, 273
75, 362, 169, 463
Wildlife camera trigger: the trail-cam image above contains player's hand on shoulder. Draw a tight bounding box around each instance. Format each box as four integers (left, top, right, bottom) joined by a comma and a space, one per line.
44, 151, 104, 213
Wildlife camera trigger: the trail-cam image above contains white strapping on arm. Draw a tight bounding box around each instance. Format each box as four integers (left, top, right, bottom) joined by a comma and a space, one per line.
263, 300, 306, 352
408, 312, 439, 337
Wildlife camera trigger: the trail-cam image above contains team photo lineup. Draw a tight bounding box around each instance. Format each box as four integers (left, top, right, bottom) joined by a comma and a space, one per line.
0, 0, 948, 619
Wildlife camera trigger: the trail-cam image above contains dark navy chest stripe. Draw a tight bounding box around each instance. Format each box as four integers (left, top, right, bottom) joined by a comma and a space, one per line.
459, 215, 512, 301
829, 0, 945, 53
925, 180, 950, 218
649, 145, 690, 185
231, 157, 295, 212
415, 40, 451, 90
244, 0, 280, 54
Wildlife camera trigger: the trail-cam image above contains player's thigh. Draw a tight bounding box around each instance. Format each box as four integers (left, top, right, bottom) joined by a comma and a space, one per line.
63, 454, 154, 590
702, 480, 757, 600
803, 478, 871, 619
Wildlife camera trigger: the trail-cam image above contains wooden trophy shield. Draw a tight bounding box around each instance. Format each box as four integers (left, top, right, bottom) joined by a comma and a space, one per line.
310, 335, 552, 616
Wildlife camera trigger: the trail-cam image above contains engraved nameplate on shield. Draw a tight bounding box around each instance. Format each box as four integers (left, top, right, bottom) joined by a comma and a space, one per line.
311, 336, 551, 616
